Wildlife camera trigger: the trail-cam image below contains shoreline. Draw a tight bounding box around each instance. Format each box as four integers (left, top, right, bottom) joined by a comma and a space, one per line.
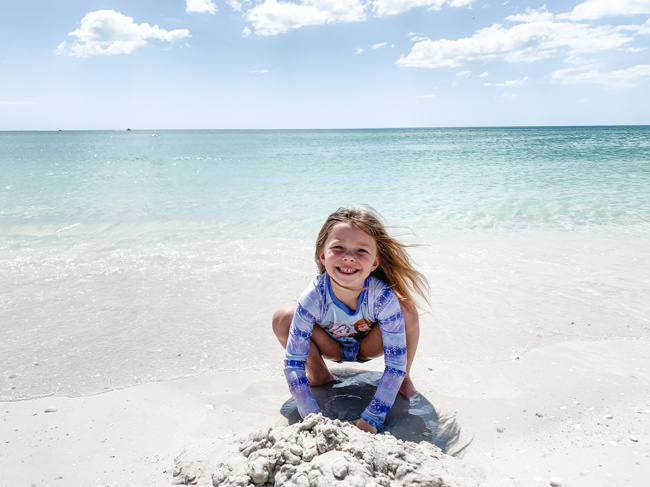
3, 338, 648, 487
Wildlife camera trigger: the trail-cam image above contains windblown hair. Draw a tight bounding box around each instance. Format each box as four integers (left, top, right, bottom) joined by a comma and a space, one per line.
315, 205, 430, 309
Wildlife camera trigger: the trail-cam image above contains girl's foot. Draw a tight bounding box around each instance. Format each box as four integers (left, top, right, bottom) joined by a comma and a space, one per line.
306, 371, 335, 387
399, 377, 416, 399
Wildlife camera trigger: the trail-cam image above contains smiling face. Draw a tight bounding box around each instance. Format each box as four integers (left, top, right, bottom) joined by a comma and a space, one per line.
318, 222, 379, 291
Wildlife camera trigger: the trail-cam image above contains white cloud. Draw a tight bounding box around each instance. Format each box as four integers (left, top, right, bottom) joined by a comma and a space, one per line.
228, 0, 244, 12
397, 14, 636, 68
372, 42, 387, 49
246, 0, 366, 36
252, 69, 270, 73
372, 0, 474, 17
456, 70, 471, 76
505, 7, 555, 23
551, 64, 650, 88
408, 32, 430, 42
562, 0, 650, 21
355, 47, 364, 54
186, 0, 217, 14
479, 71, 489, 77
484, 76, 528, 87
417, 94, 437, 98
563, 54, 591, 65
55, 10, 190, 57
242, 26, 252, 37
501, 93, 520, 98
244, 0, 475, 35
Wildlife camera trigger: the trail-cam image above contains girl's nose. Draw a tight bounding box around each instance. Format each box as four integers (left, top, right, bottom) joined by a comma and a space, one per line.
342, 250, 355, 260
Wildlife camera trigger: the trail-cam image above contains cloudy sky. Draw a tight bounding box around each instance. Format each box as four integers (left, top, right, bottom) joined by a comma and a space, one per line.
1, 0, 649, 129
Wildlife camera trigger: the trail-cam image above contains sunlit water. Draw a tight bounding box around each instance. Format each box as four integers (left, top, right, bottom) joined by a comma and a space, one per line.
1, 127, 649, 400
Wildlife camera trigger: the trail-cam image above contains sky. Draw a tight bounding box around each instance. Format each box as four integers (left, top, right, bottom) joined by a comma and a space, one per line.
1, 0, 650, 129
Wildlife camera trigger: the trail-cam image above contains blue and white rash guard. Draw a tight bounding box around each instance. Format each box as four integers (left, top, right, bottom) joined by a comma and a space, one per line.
284, 273, 407, 430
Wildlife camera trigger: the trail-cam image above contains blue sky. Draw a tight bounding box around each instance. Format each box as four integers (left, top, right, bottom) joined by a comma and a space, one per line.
1, 0, 649, 129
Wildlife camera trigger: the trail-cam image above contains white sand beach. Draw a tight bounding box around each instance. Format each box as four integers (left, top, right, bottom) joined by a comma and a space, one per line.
3, 338, 648, 486
2, 127, 650, 486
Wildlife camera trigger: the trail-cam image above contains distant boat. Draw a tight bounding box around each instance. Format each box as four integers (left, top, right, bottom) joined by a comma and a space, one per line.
126, 128, 132, 131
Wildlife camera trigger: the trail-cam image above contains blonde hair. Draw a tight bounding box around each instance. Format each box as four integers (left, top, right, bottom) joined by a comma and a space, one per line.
315, 205, 430, 309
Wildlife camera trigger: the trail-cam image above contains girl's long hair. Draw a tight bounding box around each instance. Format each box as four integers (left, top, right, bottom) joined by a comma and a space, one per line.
315, 205, 430, 309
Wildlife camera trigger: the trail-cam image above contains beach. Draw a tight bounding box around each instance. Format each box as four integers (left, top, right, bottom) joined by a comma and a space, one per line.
3, 339, 649, 486
1, 128, 649, 486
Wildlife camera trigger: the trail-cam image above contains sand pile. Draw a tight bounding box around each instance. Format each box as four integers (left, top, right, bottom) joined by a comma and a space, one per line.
171, 414, 482, 486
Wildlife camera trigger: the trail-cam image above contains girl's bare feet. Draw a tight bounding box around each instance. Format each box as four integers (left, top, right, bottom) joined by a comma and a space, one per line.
399, 377, 417, 399
306, 370, 335, 387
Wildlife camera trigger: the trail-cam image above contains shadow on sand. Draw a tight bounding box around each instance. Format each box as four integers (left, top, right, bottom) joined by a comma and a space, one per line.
280, 369, 469, 456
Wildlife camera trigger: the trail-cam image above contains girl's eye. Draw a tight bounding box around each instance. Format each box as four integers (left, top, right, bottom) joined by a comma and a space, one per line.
358, 249, 367, 253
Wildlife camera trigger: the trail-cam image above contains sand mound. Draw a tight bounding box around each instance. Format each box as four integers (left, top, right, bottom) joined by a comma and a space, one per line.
171, 414, 482, 486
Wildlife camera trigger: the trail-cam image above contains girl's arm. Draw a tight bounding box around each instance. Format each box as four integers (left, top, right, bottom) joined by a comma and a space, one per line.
359, 287, 407, 430
284, 301, 322, 418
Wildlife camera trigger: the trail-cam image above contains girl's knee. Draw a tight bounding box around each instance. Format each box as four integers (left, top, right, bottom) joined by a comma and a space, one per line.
272, 306, 295, 339
399, 299, 419, 329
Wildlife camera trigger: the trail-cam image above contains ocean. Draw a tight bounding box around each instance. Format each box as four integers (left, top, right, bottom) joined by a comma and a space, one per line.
1, 127, 649, 401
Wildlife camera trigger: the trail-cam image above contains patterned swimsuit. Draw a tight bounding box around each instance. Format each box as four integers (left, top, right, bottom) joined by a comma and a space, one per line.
284, 274, 407, 430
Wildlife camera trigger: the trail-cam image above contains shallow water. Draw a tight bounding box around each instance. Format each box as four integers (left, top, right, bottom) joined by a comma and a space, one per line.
1, 127, 649, 400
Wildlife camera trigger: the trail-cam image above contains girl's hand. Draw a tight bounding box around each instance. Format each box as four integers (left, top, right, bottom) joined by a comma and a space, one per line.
349, 418, 378, 434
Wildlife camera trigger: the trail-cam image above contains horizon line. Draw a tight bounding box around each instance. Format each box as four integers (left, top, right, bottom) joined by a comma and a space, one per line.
2, 124, 650, 133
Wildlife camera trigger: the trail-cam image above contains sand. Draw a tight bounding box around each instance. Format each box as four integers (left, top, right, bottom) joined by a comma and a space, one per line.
172, 414, 481, 486
2, 339, 649, 487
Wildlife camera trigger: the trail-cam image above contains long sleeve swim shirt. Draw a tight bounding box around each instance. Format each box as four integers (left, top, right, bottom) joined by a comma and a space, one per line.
284, 274, 407, 430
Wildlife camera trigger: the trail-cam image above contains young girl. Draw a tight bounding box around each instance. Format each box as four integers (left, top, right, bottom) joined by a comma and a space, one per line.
272, 205, 429, 434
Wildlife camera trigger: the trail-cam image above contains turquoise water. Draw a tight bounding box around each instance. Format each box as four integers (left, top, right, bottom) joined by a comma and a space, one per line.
2, 127, 650, 235
1, 127, 649, 400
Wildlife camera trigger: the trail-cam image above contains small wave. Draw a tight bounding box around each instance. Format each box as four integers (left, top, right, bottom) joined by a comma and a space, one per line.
56, 223, 80, 233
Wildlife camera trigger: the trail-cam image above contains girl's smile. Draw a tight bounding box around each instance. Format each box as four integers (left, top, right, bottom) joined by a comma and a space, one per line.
319, 222, 379, 290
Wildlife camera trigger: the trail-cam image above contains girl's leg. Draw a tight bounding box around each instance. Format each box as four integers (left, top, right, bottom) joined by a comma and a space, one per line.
357, 299, 420, 399
272, 306, 342, 386
398, 299, 419, 399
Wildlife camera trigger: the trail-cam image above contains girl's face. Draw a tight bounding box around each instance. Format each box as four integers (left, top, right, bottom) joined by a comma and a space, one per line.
319, 222, 379, 290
